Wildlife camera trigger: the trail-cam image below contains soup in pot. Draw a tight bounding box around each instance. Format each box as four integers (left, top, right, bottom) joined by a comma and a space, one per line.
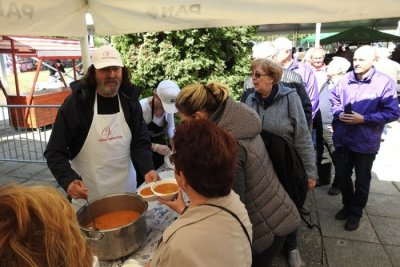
85, 210, 141, 230
154, 183, 179, 194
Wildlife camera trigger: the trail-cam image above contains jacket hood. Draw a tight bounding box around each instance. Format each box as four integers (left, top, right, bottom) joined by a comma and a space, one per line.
250, 84, 295, 110
273, 84, 295, 100
69, 79, 94, 101
215, 98, 262, 140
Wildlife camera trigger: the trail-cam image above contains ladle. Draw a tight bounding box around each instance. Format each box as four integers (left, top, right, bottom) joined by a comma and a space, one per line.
86, 198, 98, 231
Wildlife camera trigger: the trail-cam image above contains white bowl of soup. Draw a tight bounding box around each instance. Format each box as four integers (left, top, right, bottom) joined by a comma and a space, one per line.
137, 183, 157, 202
151, 179, 179, 200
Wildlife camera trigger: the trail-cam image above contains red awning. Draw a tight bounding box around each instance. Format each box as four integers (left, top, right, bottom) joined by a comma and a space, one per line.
0, 36, 93, 59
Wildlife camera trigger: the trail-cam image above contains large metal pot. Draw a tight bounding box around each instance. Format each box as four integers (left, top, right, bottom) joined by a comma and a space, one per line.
77, 193, 148, 261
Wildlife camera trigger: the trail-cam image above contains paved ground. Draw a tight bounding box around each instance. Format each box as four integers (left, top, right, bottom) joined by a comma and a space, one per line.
1, 120, 399, 267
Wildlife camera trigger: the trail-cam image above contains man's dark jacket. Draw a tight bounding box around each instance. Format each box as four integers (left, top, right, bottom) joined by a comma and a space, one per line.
44, 79, 154, 192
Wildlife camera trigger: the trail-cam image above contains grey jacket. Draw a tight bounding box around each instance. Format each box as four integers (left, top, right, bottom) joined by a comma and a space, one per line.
245, 85, 317, 180
211, 98, 300, 254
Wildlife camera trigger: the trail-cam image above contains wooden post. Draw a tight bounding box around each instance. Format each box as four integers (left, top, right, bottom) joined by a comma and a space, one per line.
0, 78, 7, 98
26, 59, 43, 106
10, 38, 20, 96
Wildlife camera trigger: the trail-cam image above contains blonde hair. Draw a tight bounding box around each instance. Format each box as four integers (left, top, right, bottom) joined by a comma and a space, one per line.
0, 184, 93, 267
176, 82, 229, 116
251, 58, 282, 85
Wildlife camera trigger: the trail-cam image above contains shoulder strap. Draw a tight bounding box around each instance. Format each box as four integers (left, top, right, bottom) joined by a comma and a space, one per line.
319, 79, 331, 94
202, 203, 251, 246
151, 96, 155, 119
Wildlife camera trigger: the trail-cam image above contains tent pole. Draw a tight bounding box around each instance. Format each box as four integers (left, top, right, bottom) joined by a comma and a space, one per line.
79, 35, 91, 73
315, 23, 321, 48
0, 54, 9, 92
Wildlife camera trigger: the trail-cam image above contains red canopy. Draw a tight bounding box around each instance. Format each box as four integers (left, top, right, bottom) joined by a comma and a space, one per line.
0, 36, 94, 96
0, 36, 92, 59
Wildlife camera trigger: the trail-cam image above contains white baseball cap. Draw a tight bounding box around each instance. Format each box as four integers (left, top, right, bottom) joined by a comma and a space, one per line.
92, 45, 124, 69
156, 80, 180, 114
273, 37, 293, 51
252, 41, 277, 59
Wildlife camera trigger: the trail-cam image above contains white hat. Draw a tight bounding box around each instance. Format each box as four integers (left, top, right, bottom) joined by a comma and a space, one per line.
92, 45, 123, 69
252, 41, 277, 59
327, 56, 351, 75
273, 37, 293, 51
156, 80, 180, 114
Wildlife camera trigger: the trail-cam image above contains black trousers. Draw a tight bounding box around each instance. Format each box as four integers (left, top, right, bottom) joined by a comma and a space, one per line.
334, 148, 376, 217
283, 229, 297, 252
312, 110, 324, 163
320, 128, 339, 188
252, 235, 286, 267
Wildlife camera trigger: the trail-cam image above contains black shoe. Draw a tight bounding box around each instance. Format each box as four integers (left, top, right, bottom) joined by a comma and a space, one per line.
335, 207, 351, 220
328, 186, 340, 196
345, 215, 360, 231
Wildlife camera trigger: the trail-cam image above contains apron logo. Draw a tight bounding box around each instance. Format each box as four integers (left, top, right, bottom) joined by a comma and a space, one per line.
98, 127, 123, 142
101, 127, 111, 138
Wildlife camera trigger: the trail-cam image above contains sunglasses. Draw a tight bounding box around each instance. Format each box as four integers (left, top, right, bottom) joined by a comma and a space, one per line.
251, 72, 269, 79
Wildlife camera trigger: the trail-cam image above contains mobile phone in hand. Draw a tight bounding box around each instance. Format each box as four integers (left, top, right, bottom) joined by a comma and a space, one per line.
344, 103, 352, 114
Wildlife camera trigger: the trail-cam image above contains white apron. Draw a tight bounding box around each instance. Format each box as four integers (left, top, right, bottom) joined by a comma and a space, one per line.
71, 94, 136, 209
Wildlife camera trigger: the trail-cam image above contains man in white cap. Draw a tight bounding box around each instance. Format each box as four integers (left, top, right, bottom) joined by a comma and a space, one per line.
273, 37, 320, 121
140, 80, 180, 170
318, 57, 351, 196
45, 45, 158, 209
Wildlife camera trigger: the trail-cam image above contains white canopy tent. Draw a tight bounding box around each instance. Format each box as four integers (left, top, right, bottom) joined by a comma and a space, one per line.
1, 0, 400, 68
1, 0, 400, 38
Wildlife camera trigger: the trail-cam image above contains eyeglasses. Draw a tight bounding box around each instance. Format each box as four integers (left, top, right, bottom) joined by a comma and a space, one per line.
251, 72, 269, 79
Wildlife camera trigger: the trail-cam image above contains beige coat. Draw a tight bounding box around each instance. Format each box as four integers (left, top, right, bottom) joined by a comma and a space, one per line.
150, 191, 252, 267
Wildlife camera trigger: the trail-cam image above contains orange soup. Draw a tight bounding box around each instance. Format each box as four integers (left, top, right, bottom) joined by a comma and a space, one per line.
85, 210, 141, 230
154, 183, 179, 194
140, 186, 153, 196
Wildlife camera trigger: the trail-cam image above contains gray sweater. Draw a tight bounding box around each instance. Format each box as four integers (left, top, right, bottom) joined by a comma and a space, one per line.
211, 98, 300, 254
245, 85, 317, 179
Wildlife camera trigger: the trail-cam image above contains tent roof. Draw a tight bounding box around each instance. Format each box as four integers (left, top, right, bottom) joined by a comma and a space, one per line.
0, 36, 93, 59
258, 17, 400, 35
0, 1, 399, 37
320, 26, 400, 44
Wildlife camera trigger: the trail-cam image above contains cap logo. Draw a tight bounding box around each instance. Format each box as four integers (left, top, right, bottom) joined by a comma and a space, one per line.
170, 98, 176, 103
100, 50, 118, 60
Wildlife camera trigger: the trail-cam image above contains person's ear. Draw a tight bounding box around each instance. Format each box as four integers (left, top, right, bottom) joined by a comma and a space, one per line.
175, 170, 187, 188
194, 111, 208, 119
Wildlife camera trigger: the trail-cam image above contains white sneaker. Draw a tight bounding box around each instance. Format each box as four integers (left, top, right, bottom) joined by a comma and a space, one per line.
287, 249, 302, 267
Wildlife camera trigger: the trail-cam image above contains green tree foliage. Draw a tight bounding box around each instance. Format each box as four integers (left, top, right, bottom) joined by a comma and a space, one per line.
112, 27, 257, 100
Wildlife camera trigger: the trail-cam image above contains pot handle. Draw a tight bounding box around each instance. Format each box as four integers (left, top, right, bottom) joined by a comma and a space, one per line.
84, 230, 105, 240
